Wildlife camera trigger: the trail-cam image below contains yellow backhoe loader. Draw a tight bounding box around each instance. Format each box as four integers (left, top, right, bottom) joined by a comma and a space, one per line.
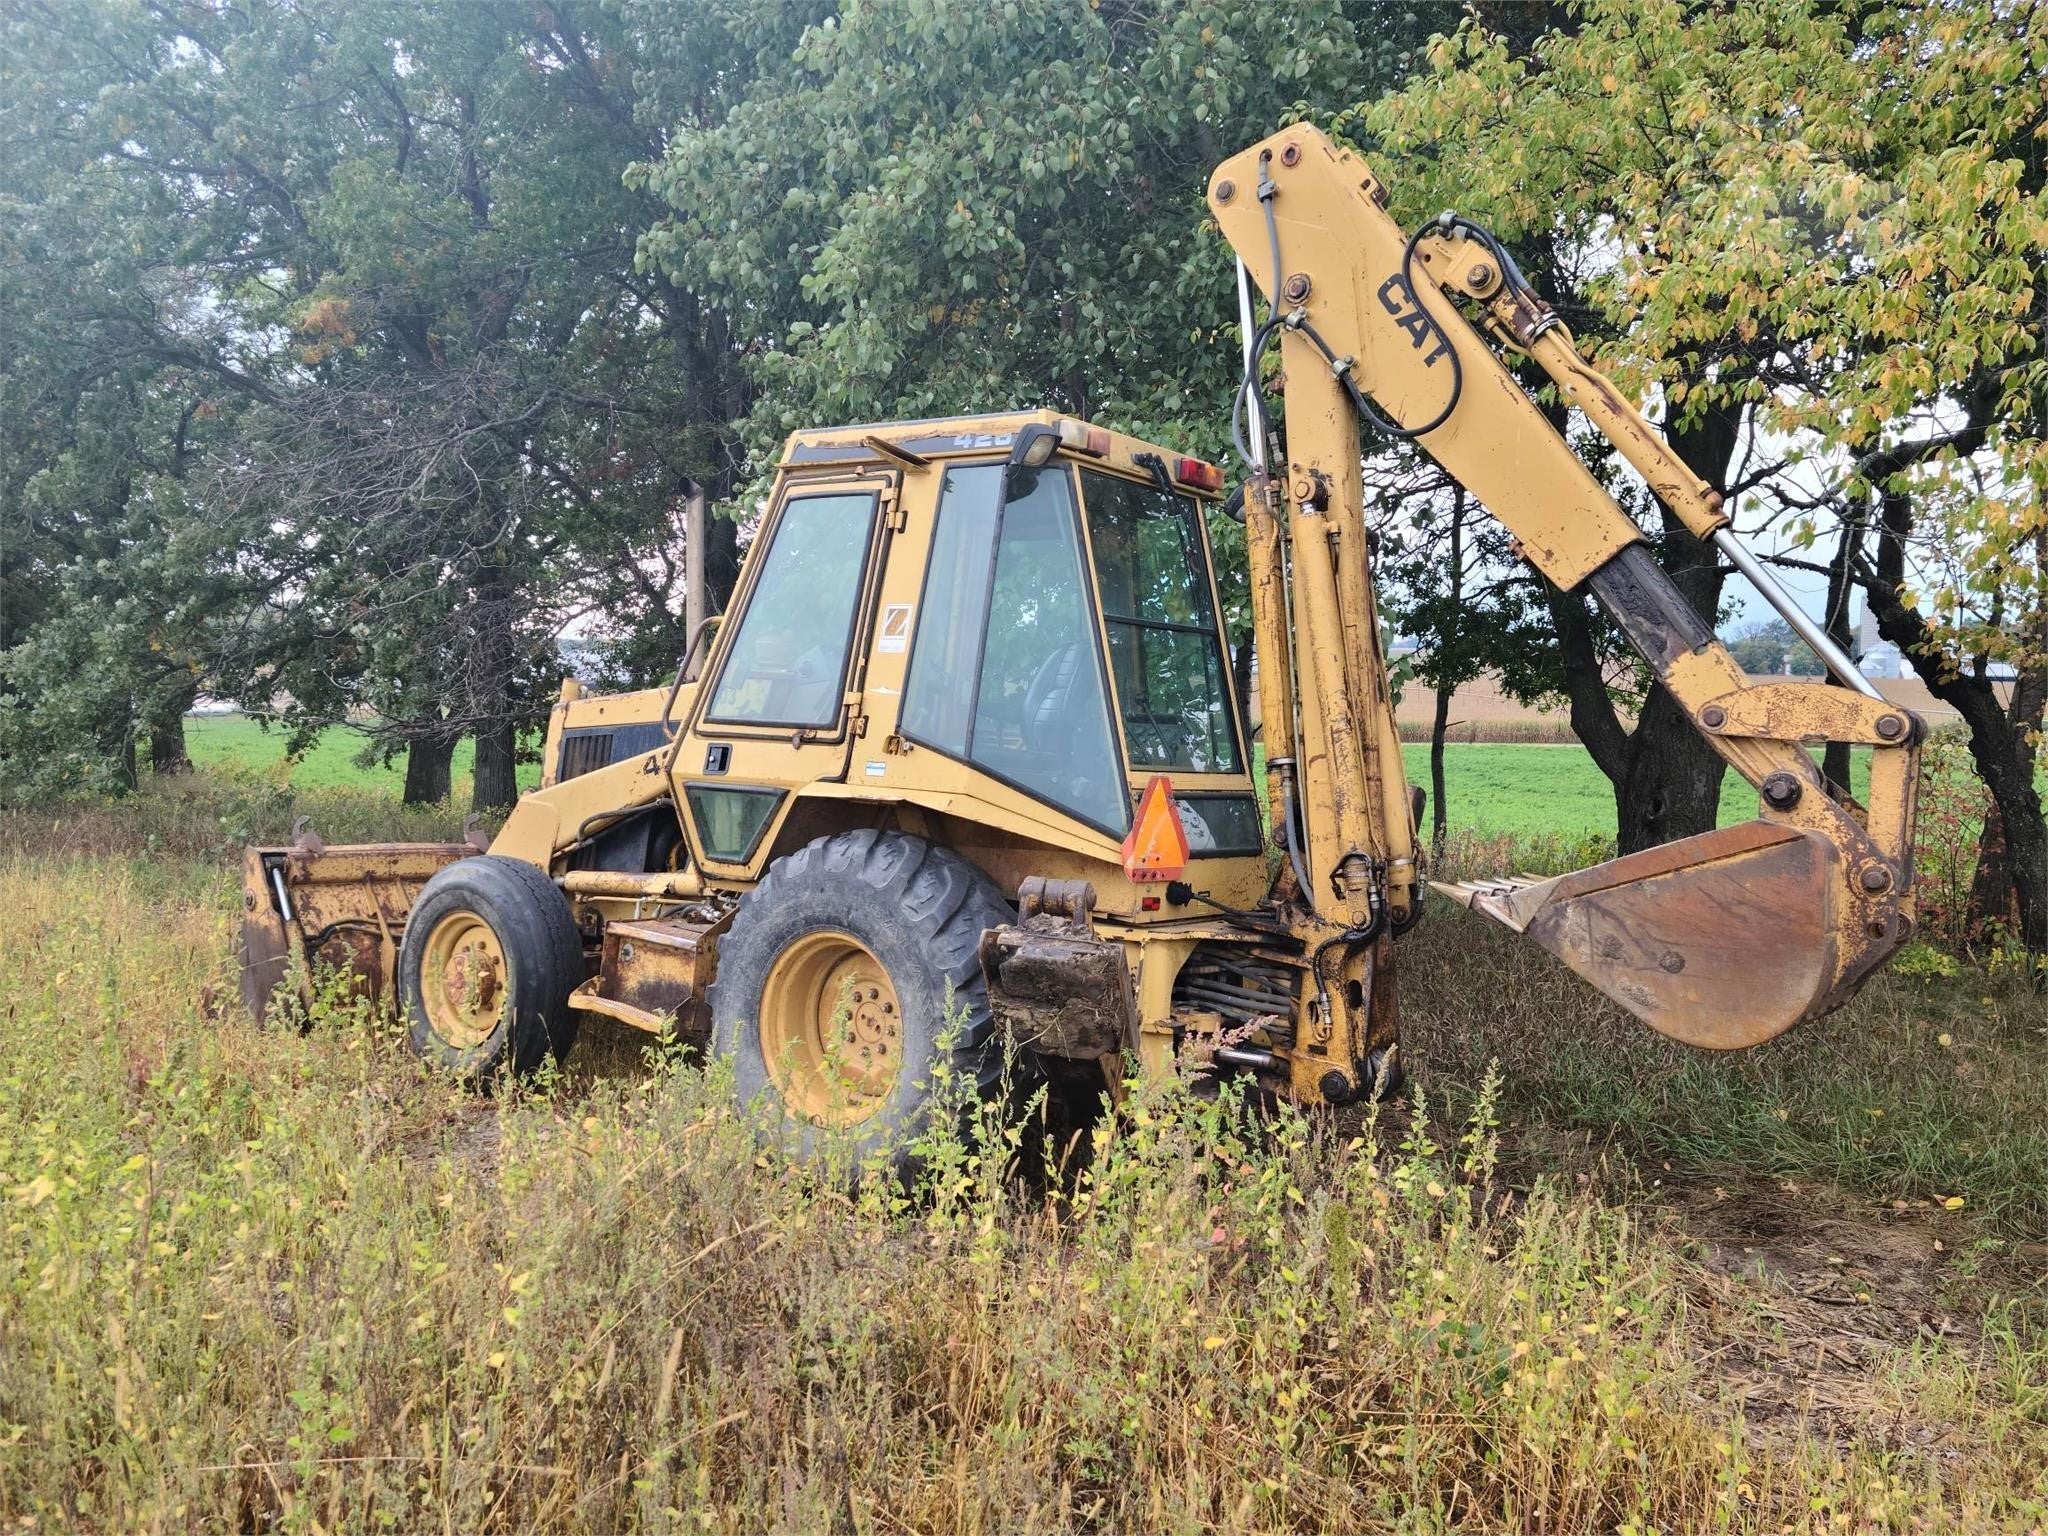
239, 127, 1920, 1155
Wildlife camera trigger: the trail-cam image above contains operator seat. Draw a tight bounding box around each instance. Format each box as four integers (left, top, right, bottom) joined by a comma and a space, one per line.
1023, 644, 1082, 749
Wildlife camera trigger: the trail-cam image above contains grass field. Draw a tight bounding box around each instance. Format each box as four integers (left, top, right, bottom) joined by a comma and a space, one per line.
186, 715, 1817, 842
2, 747, 2042, 1531
185, 715, 545, 798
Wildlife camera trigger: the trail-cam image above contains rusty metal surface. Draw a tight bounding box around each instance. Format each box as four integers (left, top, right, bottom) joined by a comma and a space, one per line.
1440, 824, 1850, 1049
981, 918, 1136, 1059
238, 839, 477, 1023
570, 910, 727, 1037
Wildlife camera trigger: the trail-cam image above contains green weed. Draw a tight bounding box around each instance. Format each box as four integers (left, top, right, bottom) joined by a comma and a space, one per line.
1, 775, 2043, 1531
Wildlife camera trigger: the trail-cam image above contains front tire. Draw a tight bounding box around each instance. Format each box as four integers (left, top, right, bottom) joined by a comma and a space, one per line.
708, 830, 1011, 1170
397, 855, 584, 1087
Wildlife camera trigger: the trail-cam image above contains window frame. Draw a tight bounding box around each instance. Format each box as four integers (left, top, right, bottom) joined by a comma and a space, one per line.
698, 485, 884, 735
1172, 791, 1268, 859
898, 458, 1133, 840
681, 782, 787, 865
1075, 463, 1250, 780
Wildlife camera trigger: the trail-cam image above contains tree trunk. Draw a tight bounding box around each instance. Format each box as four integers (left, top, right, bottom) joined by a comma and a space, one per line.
1429, 682, 1452, 852
148, 694, 193, 776
1614, 683, 1730, 852
1533, 395, 1732, 854
1866, 486, 2047, 956
703, 511, 742, 613
471, 719, 519, 812
403, 726, 457, 806
1601, 410, 1737, 855
1968, 799, 2015, 942
1966, 658, 2045, 945
112, 719, 139, 792
98, 691, 140, 792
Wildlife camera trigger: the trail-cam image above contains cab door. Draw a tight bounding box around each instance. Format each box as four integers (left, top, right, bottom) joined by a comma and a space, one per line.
675, 469, 898, 880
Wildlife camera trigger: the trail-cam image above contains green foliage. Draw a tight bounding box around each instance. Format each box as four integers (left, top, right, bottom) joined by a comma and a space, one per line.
1721, 617, 1824, 677
0, 0, 761, 803
635, 2, 1447, 466
1350, 0, 2045, 920
2, 812, 2045, 1528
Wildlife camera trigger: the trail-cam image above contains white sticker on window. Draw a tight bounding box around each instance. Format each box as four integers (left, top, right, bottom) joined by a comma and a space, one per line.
876, 603, 913, 653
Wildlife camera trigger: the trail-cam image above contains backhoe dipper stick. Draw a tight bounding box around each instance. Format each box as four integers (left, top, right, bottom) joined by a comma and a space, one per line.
1207, 126, 1920, 1049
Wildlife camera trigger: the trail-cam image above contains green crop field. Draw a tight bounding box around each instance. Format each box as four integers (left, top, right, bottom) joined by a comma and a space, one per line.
185, 715, 1854, 843
185, 716, 545, 797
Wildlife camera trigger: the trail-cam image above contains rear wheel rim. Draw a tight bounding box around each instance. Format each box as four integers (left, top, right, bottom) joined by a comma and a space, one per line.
757, 930, 901, 1126
418, 911, 510, 1050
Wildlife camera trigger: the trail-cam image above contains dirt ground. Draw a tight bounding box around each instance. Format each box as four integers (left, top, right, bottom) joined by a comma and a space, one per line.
1659, 1177, 1996, 1447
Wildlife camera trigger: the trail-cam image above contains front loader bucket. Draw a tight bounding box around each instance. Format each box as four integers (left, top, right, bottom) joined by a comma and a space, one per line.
1435, 821, 1901, 1050
238, 836, 480, 1024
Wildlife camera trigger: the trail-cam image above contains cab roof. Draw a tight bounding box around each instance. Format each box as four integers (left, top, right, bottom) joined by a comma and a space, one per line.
778, 410, 1222, 497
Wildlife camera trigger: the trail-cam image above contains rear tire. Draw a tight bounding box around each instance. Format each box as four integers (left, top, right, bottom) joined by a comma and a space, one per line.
397, 855, 584, 1088
708, 830, 1012, 1171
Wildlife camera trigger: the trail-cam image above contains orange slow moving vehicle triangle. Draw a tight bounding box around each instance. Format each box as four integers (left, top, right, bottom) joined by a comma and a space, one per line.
1121, 775, 1190, 884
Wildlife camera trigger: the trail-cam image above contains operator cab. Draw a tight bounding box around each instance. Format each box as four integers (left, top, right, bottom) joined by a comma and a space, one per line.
650, 411, 1262, 902
881, 417, 1259, 856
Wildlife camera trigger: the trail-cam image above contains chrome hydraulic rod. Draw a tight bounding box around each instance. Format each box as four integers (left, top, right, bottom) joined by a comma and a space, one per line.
1235, 258, 1270, 469
1712, 528, 1881, 699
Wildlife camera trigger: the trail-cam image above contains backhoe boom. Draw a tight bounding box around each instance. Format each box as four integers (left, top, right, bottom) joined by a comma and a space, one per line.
1207, 127, 1919, 1052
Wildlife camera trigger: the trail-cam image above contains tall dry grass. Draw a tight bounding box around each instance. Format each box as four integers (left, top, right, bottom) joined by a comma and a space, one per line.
2, 798, 2046, 1531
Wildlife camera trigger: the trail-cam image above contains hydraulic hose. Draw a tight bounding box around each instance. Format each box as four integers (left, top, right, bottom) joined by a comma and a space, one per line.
1232, 173, 1467, 469
1277, 764, 1314, 916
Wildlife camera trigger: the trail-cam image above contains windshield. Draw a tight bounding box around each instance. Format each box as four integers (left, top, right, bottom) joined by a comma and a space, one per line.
900, 462, 1128, 834
1080, 468, 1242, 775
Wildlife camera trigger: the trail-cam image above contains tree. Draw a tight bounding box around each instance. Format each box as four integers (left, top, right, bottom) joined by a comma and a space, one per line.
1355, 0, 2045, 948
0, 7, 254, 799
2, 0, 761, 806
632, 0, 1459, 681
1371, 462, 1555, 845
1723, 618, 1823, 678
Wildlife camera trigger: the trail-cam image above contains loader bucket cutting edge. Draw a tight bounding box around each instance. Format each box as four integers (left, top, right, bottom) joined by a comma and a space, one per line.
1432, 820, 1892, 1051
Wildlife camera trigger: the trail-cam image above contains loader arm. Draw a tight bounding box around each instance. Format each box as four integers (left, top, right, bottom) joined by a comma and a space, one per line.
1208, 127, 1919, 1049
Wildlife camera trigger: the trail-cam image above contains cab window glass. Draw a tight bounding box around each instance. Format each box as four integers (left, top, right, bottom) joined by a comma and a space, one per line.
901, 465, 1001, 756
1081, 468, 1241, 773
684, 785, 783, 862
903, 463, 1126, 832
706, 492, 874, 726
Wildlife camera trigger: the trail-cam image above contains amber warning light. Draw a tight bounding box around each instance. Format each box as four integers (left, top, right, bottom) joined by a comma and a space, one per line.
1121, 775, 1190, 884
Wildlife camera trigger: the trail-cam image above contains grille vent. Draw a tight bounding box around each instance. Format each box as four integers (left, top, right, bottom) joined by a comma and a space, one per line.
558, 732, 614, 782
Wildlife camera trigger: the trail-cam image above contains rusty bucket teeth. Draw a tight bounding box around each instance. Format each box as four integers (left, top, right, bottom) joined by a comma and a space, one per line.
1431, 820, 1894, 1051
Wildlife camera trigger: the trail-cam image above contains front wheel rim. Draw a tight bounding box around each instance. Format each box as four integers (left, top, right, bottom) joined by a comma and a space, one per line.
417, 911, 510, 1050
757, 930, 902, 1126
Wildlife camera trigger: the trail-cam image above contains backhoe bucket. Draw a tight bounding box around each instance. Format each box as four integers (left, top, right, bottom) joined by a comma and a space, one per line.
238, 836, 479, 1024
1435, 821, 1899, 1049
